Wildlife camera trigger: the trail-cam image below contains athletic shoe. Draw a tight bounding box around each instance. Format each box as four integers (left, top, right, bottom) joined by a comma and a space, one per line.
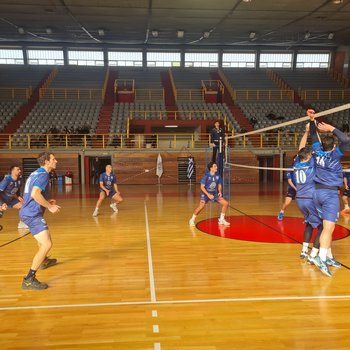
277, 212, 284, 221
189, 219, 195, 227
326, 257, 341, 268
218, 218, 230, 226
313, 256, 332, 277
110, 203, 118, 213
17, 221, 29, 229
299, 251, 308, 259
92, 208, 99, 217
39, 257, 57, 270
307, 255, 315, 265
21, 276, 48, 290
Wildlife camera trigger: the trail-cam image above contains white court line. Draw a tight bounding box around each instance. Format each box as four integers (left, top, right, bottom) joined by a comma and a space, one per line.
2, 294, 350, 311
153, 325, 159, 333
145, 201, 157, 303
154, 343, 161, 350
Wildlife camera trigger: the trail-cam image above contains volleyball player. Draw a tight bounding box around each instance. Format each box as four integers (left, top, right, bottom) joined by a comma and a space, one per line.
277, 162, 296, 220
293, 124, 322, 262
92, 164, 123, 217
341, 166, 350, 213
308, 109, 350, 276
20, 152, 61, 290
189, 161, 230, 227
0, 165, 28, 229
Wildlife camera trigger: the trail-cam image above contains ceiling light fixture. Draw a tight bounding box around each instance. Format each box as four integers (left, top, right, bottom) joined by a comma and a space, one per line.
249, 31, 256, 39
328, 32, 334, 39
304, 31, 311, 39
151, 30, 159, 37
332, 0, 343, 4
98, 29, 105, 36
177, 30, 185, 38
18, 27, 25, 34
242, 0, 252, 2
46, 27, 53, 34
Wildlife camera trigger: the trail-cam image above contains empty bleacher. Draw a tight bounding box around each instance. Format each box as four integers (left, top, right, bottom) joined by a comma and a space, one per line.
0, 101, 23, 131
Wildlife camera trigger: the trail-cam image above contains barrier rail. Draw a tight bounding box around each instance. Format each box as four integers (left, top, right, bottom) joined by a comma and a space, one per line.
0, 131, 311, 150
300, 89, 350, 101
176, 89, 203, 100
128, 110, 228, 121
0, 87, 32, 100
134, 89, 164, 101
39, 88, 104, 100
233, 89, 294, 101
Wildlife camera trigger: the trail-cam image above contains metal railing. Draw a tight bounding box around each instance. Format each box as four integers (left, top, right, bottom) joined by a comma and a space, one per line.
0, 87, 32, 100
300, 90, 350, 101
176, 89, 203, 100
39, 88, 104, 100
0, 131, 308, 150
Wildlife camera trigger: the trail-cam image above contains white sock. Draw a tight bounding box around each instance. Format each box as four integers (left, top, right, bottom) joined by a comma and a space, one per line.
302, 243, 309, 253
319, 248, 328, 261
220, 213, 225, 220
310, 247, 319, 258
327, 248, 333, 259
191, 214, 196, 221
95, 207, 99, 211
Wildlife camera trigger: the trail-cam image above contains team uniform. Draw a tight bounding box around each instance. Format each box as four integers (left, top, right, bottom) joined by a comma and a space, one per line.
199, 172, 223, 203
342, 167, 350, 198
0, 175, 22, 207
311, 142, 343, 223
20, 168, 50, 235
286, 169, 296, 199
293, 156, 321, 229
99, 172, 117, 198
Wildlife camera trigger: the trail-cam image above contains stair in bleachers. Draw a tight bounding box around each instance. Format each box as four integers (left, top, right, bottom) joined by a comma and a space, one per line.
161, 71, 177, 119
2, 68, 55, 134
104, 70, 118, 106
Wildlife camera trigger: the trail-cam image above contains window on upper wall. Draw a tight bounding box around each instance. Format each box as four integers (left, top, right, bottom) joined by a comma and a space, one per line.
27, 49, 64, 65
0, 49, 24, 65
222, 52, 256, 68
147, 52, 181, 67
68, 50, 104, 66
185, 52, 218, 68
296, 53, 330, 68
259, 53, 293, 68
108, 51, 143, 67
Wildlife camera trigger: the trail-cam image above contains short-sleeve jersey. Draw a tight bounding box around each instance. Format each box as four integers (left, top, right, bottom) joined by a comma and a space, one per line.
0, 175, 22, 202
99, 172, 116, 190
343, 166, 350, 185
293, 156, 316, 199
200, 172, 222, 194
312, 141, 343, 187
20, 167, 50, 217
286, 168, 296, 190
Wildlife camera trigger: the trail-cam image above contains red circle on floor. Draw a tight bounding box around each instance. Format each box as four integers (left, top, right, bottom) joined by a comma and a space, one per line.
196, 216, 350, 243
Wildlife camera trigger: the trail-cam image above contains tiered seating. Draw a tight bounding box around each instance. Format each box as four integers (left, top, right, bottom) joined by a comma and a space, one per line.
177, 101, 222, 120
0, 101, 23, 131
116, 68, 163, 89
172, 69, 214, 89
11, 101, 102, 147
237, 101, 306, 147
49, 66, 106, 89
276, 69, 343, 90
0, 65, 50, 89
307, 101, 350, 130
224, 69, 277, 89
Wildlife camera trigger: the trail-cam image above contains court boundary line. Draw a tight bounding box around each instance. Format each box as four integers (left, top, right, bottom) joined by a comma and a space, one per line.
2, 294, 350, 311
145, 201, 157, 302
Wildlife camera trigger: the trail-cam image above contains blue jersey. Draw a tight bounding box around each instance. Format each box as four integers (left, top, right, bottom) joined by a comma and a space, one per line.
286, 168, 296, 190
20, 167, 50, 217
343, 167, 350, 185
0, 175, 22, 202
293, 156, 316, 199
200, 172, 222, 194
312, 141, 343, 187
99, 172, 116, 190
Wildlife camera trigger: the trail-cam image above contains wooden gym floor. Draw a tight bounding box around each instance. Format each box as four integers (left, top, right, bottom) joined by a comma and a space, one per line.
1, 183, 350, 350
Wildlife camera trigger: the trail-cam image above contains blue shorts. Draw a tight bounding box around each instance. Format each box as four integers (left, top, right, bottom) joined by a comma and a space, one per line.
343, 189, 350, 197
296, 198, 321, 228
20, 215, 48, 235
200, 192, 219, 204
100, 189, 117, 199
6, 198, 20, 208
286, 187, 296, 200
313, 188, 340, 223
